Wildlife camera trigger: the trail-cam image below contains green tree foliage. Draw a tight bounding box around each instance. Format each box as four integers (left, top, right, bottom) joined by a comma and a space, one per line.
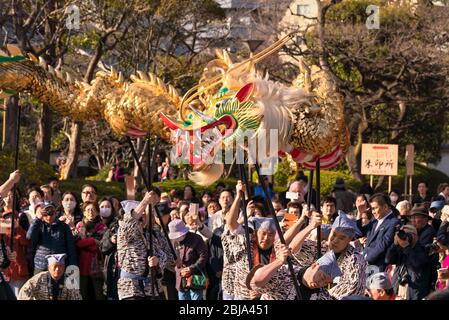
301, 1, 449, 179
273, 157, 297, 188
59, 178, 125, 199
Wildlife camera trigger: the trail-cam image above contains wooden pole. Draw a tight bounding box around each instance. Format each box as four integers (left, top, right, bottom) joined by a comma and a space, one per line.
315, 159, 322, 259
10, 105, 21, 250
307, 170, 314, 210
388, 176, 392, 194
253, 163, 302, 300
1, 100, 6, 148
409, 176, 413, 202
404, 173, 408, 201
146, 134, 157, 297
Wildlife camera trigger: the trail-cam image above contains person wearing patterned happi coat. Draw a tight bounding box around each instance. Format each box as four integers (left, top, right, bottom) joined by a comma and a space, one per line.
117, 190, 175, 300
290, 211, 367, 299
247, 210, 366, 300
18, 254, 82, 300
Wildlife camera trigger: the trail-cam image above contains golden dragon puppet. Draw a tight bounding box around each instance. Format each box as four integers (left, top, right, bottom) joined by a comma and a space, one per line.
0, 36, 349, 186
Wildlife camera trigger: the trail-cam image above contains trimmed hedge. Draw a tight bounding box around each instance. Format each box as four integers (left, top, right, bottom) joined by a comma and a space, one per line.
86, 165, 112, 182
272, 163, 448, 197
57, 163, 449, 201
0, 150, 56, 189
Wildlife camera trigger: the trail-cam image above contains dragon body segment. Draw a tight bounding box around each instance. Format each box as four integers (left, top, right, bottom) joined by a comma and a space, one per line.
0, 46, 179, 140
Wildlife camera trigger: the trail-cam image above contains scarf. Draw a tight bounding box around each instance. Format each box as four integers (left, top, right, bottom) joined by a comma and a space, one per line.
251, 237, 276, 267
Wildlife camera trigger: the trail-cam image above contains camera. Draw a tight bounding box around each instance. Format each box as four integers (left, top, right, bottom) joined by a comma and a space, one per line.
395, 225, 413, 242
398, 274, 411, 286
395, 225, 413, 243
427, 242, 440, 256
42, 208, 55, 217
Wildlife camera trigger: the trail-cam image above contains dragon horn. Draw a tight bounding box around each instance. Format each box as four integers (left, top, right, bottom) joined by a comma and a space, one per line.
298, 58, 312, 93
189, 105, 215, 124
178, 33, 295, 122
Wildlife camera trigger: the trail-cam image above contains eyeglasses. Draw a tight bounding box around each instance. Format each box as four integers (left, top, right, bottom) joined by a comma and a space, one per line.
82, 191, 97, 196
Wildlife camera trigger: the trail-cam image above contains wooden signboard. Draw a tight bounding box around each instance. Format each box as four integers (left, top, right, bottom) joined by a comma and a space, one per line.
361, 144, 398, 176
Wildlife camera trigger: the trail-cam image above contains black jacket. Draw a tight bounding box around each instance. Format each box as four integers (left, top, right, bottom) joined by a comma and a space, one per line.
411, 194, 432, 206
332, 190, 356, 214
207, 226, 224, 281
437, 221, 449, 246
100, 218, 120, 299
385, 243, 431, 300
26, 218, 77, 270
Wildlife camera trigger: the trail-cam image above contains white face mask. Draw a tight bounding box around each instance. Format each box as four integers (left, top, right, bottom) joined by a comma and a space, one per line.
100, 208, 112, 218
63, 200, 77, 210
390, 195, 399, 203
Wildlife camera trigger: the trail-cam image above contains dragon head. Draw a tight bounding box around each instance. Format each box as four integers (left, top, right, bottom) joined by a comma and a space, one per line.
159, 35, 349, 185
160, 82, 263, 178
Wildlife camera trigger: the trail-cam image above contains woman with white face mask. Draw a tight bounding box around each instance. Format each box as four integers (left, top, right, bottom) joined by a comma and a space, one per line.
98, 198, 115, 226
389, 189, 401, 207
60, 191, 82, 233
98, 197, 119, 300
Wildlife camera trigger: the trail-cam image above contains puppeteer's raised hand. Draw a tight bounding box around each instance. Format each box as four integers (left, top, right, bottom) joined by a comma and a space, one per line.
6, 247, 16, 262
276, 244, 291, 265
309, 211, 322, 228
8, 170, 21, 184
143, 191, 159, 206
148, 256, 159, 268
246, 200, 255, 216
236, 180, 247, 197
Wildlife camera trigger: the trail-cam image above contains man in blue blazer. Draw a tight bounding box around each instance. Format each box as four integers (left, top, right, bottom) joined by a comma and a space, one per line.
361, 194, 400, 272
